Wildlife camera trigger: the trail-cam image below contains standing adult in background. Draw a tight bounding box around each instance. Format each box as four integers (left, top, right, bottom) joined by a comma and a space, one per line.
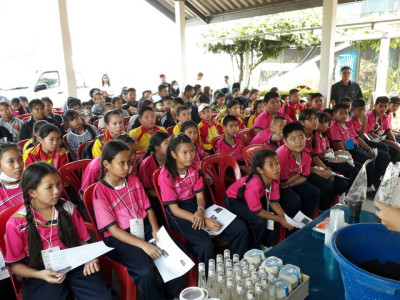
160, 73, 167, 83
224, 75, 232, 92
101, 74, 114, 99
180, 85, 194, 106
331, 66, 363, 107
170, 80, 180, 98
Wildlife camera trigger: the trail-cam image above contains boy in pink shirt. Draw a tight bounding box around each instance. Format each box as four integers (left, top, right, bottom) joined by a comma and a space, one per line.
253, 92, 292, 135
276, 122, 319, 217
251, 116, 285, 150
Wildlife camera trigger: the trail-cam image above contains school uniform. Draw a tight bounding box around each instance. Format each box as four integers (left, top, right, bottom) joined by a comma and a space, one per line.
173, 123, 181, 135
250, 129, 282, 150
312, 131, 359, 185
216, 136, 245, 164
80, 157, 101, 196
305, 132, 348, 211
0, 116, 23, 142
280, 102, 303, 122
0, 182, 23, 213
92, 130, 114, 158
224, 175, 280, 248
329, 119, 390, 187
93, 175, 184, 300
20, 117, 62, 141
24, 144, 68, 169
253, 111, 293, 131
387, 113, 400, 143
129, 125, 167, 152
160, 110, 177, 129
246, 113, 259, 129
158, 165, 247, 267
365, 110, 400, 163
4, 201, 113, 300
66, 124, 99, 158
50, 113, 63, 125
138, 154, 165, 226
276, 145, 320, 218
194, 142, 206, 168
211, 103, 226, 113
22, 139, 34, 154
198, 119, 223, 151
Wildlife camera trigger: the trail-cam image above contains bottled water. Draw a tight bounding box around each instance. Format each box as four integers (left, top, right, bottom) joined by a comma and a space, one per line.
217, 254, 224, 265
247, 290, 255, 300
217, 263, 225, 277
225, 278, 235, 300
217, 272, 225, 300
233, 254, 240, 264
197, 262, 207, 289
254, 283, 264, 300
224, 249, 231, 263
236, 283, 245, 300
207, 268, 217, 298
268, 273, 276, 300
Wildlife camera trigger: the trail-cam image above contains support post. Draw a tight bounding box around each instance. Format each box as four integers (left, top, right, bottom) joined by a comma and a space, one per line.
175, 0, 187, 86
375, 34, 390, 97
57, 0, 77, 98
319, 0, 338, 107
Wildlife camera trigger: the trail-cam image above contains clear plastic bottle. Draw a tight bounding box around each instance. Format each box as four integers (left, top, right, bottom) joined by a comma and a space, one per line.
247, 290, 255, 300
225, 258, 233, 273
217, 254, 224, 265
242, 267, 250, 279
225, 278, 235, 300
217, 272, 225, 300
226, 268, 234, 280
251, 271, 259, 283
209, 259, 216, 270
258, 267, 267, 279
234, 264, 242, 277
241, 259, 249, 269
207, 268, 217, 298
236, 283, 245, 300
224, 249, 231, 263
233, 254, 240, 264
268, 273, 276, 300
249, 263, 257, 272
235, 274, 243, 286
260, 276, 268, 296
217, 263, 225, 277
198, 262, 207, 289
244, 278, 253, 295
254, 283, 264, 300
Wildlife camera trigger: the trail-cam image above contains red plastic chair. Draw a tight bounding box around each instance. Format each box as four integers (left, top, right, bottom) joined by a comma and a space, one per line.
123, 117, 131, 130
236, 128, 255, 146
83, 184, 137, 299
166, 126, 175, 135
62, 135, 76, 161
201, 154, 241, 207
17, 139, 30, 149
93, 119, 99, 128
59, 160, 91, 209
135, 151, 146, 166
211, 136, 223, 152
152, 169, 198, 287
17, 114, 31, 121
77, 140, 93, 160
242, 144, 270, 171
0, 204, 24, 300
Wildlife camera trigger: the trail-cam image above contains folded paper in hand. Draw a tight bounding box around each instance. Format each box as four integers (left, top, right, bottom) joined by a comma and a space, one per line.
202, 204, 236, 235
285, 211, 312, 229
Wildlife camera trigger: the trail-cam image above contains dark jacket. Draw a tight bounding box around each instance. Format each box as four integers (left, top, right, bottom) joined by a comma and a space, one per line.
20, 117, 64, 141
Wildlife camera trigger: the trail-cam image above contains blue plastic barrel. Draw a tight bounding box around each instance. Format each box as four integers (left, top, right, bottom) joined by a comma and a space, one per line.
331, 224, 400, 299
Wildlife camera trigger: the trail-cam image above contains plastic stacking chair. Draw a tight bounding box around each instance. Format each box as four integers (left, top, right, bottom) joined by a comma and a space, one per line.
59, 160, 91, 204
76, 141, 93, 160
211, 136, 223, 152
166, 126, 175, 135
83, 184, 137, 300
0, 205, 24, 300
242, 144, 270, 170
62, 135, 76, 161
236, 128, 255, 146
17, 139, 30, 149
201, 154, 241, 207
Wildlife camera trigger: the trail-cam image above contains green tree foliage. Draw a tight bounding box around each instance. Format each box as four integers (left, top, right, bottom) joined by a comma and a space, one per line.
202, 11, 322, 87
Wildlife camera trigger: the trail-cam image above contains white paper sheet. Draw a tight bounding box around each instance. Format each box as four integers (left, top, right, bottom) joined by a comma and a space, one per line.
372, 148, 378, 158
293, 211, 312, 227
202, 204, 236, 235
284, 214, 304, 229
149, 226, 194, 282
371, 135, 386, 143
48, 241, 113, 273
0, 252, 10, 280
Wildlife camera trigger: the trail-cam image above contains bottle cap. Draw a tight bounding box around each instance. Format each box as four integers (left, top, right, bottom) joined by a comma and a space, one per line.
247, 290, 255, 299
198, 263, 205, 271
209, 268, 215, 276
255, 283, 262, 292
218, 273, 224, 281
245, 278, 253, 287
227, 279, 234, 287
237, 284, 244, 292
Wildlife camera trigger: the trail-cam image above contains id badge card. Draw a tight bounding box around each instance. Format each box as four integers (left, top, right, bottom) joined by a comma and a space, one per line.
266, 212, 274, 231
41, 246, 60, 270
345, 138, 354, 150
130, 219, 145, 240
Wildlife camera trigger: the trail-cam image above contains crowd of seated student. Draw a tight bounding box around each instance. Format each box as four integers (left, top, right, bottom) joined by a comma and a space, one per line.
1, 78, 400, 300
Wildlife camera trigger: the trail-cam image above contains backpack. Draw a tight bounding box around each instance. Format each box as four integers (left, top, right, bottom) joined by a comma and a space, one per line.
81, 134, 103, 159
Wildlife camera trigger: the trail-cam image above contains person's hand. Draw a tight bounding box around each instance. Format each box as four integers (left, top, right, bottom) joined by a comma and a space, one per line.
143, 242, 162, 259
83, 115, 91, 124
320, 169, 332, 180
367, 147, 374, 157
83, 258, 100, 276
360, 113, 367, 124
152, 228, 159, 242
192, 209, 205, 230
205, 218, 222, 232
375, 201, 400, 232
278, 216, 294, 230
39, 269, 66, 284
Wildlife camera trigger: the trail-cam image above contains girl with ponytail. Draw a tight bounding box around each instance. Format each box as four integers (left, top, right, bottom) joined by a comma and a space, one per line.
224, 149, 293, 248
138, 131, 171, 226
4, 162, 113, 300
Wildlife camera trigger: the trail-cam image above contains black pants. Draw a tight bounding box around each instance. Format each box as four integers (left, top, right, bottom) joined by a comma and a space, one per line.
22, 265, 113, 300
365, 139, 400, 163
323, 160, 360, 186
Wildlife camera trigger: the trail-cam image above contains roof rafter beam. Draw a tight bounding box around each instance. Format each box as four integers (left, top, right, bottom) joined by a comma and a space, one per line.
144, 0, 175, 22
184, 0, 208, 24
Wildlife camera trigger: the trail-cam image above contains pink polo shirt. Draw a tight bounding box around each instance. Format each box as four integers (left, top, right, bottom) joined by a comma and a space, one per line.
0, 184, 23, 213
387, 113, 393, 129
329, 119, 358, 148
304, 135, 312, 153
158, 165, 204, 205
93, 175, 151, 237
80, 157, 101, 195
194, 143, 206, 168
138, 154, 160, 190
366, 110, 389, 135
216, 136, 245, 162
5, 200, 90, 264
311, 132, 330, 156
226, 175, 280, 213
348, 116, 362, 137
253, 111, 293, 130
250, 129, 282, 150
276, 145, 311, 181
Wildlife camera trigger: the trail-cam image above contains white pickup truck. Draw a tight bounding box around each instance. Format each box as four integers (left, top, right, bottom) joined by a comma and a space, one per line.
0, 70, 90, 108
